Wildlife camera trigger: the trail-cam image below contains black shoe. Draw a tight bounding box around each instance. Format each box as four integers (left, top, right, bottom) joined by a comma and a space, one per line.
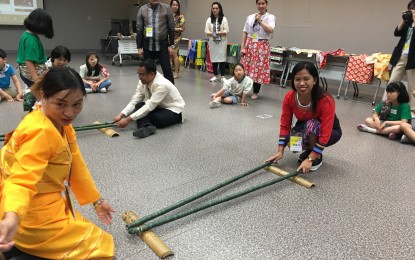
133, 126, 156, 138
309, 155, 323, 172
298, 149, 312, 163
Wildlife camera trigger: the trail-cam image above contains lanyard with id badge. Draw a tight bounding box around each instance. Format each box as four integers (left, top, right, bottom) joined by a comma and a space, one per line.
289, 123, 303, 153
64, 135, 76, 220
252, 19, 261, 42
146, 4, 158, 39
146, 26, 153, 38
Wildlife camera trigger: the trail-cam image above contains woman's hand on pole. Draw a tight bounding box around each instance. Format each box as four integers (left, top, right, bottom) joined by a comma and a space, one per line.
266, 151, 283, 164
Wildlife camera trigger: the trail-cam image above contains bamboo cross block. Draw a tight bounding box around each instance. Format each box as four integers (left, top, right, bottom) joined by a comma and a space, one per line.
265, 165, 315, 188
93, 121, 119, 137
122, 211, 174, 259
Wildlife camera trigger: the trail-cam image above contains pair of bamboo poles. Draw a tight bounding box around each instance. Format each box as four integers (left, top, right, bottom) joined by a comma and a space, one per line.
126, 161, 301, 235
0, 122, 117, 142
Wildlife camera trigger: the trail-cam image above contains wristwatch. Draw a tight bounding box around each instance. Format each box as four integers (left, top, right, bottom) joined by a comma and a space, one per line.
93, 198, 105, 208
307, 157, 314, 162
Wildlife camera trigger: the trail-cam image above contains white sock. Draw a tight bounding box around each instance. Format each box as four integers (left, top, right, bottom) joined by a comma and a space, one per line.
366, 126, 377, 134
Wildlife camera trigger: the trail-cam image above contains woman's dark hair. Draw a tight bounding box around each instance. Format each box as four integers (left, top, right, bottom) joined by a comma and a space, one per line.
210, 2, 224, 25
139, 59, 157, 74
24, 8, 54, 39
32, 67, 86, 99
256, 0, 268, 12
386, 81, 410, 104
408, 0, 415, 9
170, 0, 181, 16
85, 52, 102, 77
291, 61, 325, 113
51, 46, 71, 63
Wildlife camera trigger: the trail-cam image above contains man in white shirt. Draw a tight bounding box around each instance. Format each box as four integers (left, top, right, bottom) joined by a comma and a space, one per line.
113, 59, 185, 138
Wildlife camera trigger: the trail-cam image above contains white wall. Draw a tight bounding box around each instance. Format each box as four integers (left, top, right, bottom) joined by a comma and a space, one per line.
0, 0, 409, 55
1, 0, 137, 52
182, 0, 408, 54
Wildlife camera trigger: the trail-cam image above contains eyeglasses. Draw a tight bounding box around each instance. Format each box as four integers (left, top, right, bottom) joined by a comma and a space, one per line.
137, 72, 150, 77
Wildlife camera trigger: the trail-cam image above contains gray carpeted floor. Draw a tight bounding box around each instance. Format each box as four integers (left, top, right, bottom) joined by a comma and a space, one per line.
1, 53, 415, 260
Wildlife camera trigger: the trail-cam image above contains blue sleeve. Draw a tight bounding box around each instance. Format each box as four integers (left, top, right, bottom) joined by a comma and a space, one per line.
8, 65, 16, 76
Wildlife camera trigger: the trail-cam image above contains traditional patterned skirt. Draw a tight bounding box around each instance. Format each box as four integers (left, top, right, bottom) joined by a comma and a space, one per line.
241, 38, 270, 84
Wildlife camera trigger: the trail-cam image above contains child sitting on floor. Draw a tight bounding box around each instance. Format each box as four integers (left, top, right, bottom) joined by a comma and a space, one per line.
357, 81, 412, 139
79, 52, 111, 93
400, 89, 415, 143
209, 63, 253, 108
0, 49, 23, 102
46, 45, 71, 68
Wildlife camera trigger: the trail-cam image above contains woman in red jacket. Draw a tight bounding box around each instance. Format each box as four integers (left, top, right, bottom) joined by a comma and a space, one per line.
267, 61, 342, 173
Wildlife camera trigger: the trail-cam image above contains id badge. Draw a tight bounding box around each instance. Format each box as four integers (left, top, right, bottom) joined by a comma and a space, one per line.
289, 136, 303, 152
146, 26, 153, 37
252, 33, 259, 42
65, 184, 76, 220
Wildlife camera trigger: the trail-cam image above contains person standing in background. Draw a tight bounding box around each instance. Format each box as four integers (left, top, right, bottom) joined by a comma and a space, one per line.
388, 0, 415, 117
136, 0, 175, 84
241, 0, 275, 100
169, 0, 185, 79
205, 2, 229, 83
17, 8, 53, 111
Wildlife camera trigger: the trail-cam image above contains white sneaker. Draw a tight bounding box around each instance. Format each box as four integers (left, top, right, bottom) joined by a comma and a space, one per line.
210, 76, 218, 82
209, 101, 221, 109
356, 124, 368, 132
99, 88, 107, 93
85, 88, 93, 93
401, 134, 413, 144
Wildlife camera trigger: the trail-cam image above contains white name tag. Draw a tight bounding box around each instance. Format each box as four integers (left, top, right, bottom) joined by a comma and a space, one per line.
289, 136, 303, 152
146, 26, 153, 37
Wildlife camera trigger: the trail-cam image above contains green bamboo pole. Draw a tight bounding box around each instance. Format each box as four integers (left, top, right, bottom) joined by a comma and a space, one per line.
127, 161, 273, 229
73, 123, 116, 132
0, 122, 116, 138
128, 170, 300, 235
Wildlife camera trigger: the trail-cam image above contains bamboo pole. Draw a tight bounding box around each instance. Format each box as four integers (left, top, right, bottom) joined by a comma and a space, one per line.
265, 165, 315, 188
1, 123, 117, 143
122, 211, 174, 259
127, 161, 273, 229
128, 170, 300, 235
93, 121, 119, 137
73, 122, 116, 131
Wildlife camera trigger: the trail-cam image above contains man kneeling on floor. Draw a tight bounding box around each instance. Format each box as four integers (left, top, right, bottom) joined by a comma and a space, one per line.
113, 59, 185, 138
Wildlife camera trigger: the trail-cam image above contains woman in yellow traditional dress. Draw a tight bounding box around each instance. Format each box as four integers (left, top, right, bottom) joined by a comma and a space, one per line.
0, 67, 115, 259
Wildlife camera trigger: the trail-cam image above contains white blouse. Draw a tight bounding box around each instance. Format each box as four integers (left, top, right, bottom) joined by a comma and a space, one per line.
243, 12, 276, 40
205, 16, 229, 40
